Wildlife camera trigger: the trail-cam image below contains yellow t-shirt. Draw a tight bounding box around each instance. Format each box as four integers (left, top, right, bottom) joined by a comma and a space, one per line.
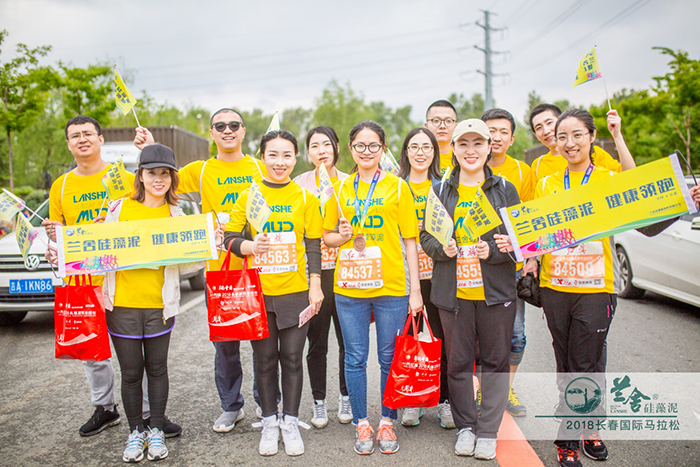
178, 156, 266, 271
50, 164, 136, 286
530, 147, 620, 188
407, 179, 432, 226
536, 167, 615, 294
454, 184, 485, 300
323, 172, 419, 298
113, 198, 170, 308
439, 149, 454, 176
227, 181, 322, 296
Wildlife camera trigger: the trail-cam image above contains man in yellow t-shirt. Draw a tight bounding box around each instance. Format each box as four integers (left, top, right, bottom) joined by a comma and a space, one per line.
44, 116, 175, 438
135, 108, 266, 433
481, 108, 531, 418
425, 99, 458, 175
528, 104, 623, 186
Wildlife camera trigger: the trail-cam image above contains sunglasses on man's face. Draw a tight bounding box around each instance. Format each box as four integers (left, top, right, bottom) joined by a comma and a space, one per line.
212, 121, 244, 133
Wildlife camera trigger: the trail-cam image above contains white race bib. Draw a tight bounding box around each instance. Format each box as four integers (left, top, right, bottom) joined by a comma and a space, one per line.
550, 241, 605, 288
251, 232, 297, 274
336, 246, 383, 289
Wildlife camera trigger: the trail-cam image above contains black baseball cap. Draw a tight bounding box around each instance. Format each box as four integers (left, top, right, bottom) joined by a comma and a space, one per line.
139, 143, 177, 171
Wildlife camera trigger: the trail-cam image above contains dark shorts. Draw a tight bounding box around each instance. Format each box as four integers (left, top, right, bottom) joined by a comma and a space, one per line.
264, 291, 309, 330
107, 306, 174, 339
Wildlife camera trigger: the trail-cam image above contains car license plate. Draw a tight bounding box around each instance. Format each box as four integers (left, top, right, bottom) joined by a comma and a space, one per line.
9, 279, 53, 294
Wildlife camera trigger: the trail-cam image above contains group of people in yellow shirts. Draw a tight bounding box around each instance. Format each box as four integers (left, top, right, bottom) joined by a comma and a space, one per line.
48, 100, 700, 466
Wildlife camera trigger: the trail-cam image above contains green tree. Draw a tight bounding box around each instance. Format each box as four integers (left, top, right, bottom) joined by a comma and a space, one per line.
0, 30, 56, 191
449, 92, 485, 119
58, 62, 113, 123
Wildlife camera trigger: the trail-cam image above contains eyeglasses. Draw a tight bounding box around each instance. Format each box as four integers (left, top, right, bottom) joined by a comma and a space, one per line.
68, 131, 97, 141
427, 118, 456, 127
407, 144, 434, 155
212, 121, 244, 132
556, 132, 590, 144
351, 142, 383, 153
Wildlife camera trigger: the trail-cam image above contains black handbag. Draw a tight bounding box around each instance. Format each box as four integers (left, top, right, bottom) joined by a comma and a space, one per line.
517, 272, 541, 308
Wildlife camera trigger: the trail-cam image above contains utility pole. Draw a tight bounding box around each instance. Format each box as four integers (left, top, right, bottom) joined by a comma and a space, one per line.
475, 10, 507, 110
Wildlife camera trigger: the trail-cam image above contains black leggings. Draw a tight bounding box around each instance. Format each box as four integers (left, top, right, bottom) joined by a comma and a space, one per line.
111, 333, 171, 431
306, 269, 347, 400
252, 312, 309, 418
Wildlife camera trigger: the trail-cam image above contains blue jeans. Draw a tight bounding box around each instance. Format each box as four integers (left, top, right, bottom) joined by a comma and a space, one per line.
510, 269, 527, 366
335, 294, 409, 423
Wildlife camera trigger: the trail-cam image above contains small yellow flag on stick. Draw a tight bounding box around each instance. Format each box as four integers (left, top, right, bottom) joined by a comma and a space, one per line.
246, 181, 272, 233
266, 111, 281, 134
114, 64, 141, 126
0, 189, 25, 222
101, 157, 132, 201
425, 188, 454, 247
573, 46, 612, 111
15, 213, 38, 262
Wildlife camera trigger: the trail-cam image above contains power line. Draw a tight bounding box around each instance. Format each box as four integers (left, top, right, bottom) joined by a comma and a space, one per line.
511, 0, 593, 55
503, 0, 543, 26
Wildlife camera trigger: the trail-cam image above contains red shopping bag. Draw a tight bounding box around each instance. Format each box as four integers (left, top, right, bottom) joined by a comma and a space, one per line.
54, 275, 111, 361
383, 309, 441, 409
206, 249, 269, 341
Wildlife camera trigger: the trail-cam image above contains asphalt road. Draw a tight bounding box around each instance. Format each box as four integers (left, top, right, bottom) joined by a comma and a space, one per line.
0, 284, 698, 466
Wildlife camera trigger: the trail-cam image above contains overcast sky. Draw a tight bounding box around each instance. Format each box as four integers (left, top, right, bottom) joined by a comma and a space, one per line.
3, 0, 699, 125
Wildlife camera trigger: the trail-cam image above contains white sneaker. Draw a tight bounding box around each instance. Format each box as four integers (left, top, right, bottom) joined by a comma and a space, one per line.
437, 401, 456, 429
337, 395, 353, 424
311, 399, 329, 428
474, 437, 497, 460
280, 415, 309, 456
455, 428, 476, 456
146, 427, 168, 461
213, 408, 245, 432
122, 429, 146, 463
400, 407, 423, 426
255, 415, 280, 456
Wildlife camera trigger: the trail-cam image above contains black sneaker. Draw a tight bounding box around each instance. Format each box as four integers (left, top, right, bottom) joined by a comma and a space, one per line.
557, 445, 583, 467
582, 432, 609, 461
144, 416, 182, 438
79, 405, 121, 437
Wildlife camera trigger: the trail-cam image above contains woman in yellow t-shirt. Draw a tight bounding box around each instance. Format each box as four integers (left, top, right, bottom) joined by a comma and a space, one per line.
224, 130, 323, 457
527, 109, 625, 465
396, 127, 455, 428
293, 126, 353, 427
323, 121, 423, 456
101, 144, 219, 463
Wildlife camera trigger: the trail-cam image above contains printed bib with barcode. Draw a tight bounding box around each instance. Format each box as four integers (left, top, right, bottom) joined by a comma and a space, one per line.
417, 243, 433, 280
251, 232, 297, 274
321, 240, 338, 270
550, 241, 605, 288
337, 246, 383, 289
457, 245, 483, 289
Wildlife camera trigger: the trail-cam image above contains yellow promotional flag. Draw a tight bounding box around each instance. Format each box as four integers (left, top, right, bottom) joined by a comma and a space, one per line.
246, 181, 272, 233
101, 157, 132, 201
15, 213, 38, 261
114, 65, 137, 115
573, 48, 603, 88
458, 188, 503, 242
0, 189, 24, 222
500, 154, 696, 261
379, 148, 400, 176
56, 213, 217, 277
266, 111, 280, 133
318, 163, 335, 208
425, 188, 454, 247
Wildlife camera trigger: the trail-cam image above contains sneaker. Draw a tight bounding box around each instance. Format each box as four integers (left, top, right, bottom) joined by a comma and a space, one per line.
582, 432, 609, 461
400, 407, 423, 426
506, 386, 527, 417
255, 405, 263, 419
376, 422, 399, 454
557, 445, 583, 467
255, 415, 280, 456
337, 395, 353, 424
437, 401, 455, 429
476, 387, 482, 416
213, 409, 245, 433
455, 428, 476, 456
146, 427, 168, 461
474, 437, 497, 460
311, 399, 329, 428
122, 429, 146, 463
80, 405, 121, 437
354, 421, 375, 455
143, 416, 182, 438
281, 415, 309, 456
